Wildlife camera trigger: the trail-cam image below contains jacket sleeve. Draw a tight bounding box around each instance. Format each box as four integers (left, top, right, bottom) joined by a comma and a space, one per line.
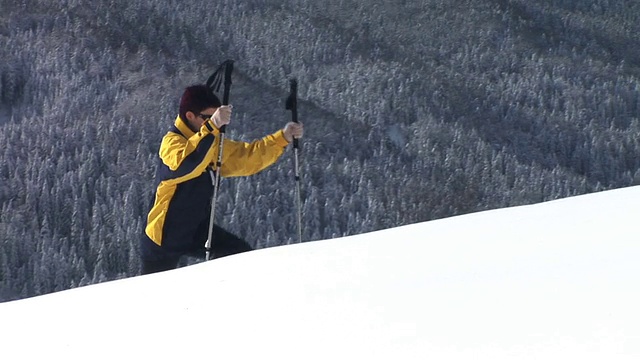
218, 129, 290, 177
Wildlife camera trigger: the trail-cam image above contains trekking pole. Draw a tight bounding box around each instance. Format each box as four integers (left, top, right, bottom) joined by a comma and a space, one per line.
285, 78, 303, 243
205, 59, 234, 260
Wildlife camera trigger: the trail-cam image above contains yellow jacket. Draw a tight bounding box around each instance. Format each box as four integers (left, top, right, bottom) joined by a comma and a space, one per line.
143, 116, 289, 254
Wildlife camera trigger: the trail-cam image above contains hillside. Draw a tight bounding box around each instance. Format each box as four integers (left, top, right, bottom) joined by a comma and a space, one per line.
1, 186, 639, 359
1, 0, 639, 301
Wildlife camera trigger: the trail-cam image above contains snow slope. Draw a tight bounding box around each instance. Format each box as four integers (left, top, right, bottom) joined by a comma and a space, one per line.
1, 186, 639, 359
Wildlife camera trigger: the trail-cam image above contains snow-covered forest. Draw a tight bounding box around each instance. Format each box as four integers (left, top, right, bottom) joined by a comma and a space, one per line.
1, 0, 639, 301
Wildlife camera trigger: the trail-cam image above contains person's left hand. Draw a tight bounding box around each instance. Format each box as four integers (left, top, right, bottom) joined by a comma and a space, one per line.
213, 105, 233, 128
283, 122, 304, 143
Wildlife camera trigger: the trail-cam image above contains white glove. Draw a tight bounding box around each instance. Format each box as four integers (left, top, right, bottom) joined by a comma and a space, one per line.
213, 105, 233, 128
283, 122, 304, 142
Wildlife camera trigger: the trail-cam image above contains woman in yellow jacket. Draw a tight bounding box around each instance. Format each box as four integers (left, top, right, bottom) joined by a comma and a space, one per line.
141, 85, 303, 274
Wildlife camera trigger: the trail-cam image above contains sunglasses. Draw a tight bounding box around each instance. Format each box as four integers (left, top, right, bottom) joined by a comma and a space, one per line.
197, 113, 214, 120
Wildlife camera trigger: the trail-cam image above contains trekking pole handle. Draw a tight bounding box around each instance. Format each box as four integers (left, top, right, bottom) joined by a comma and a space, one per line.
219, 61, 234, 134
286, 79, 299, 148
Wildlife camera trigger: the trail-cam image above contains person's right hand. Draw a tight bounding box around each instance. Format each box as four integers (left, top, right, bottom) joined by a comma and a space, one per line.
213, 105, 233, 128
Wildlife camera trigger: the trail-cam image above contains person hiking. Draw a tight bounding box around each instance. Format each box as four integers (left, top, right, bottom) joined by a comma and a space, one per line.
140, 84, 304, 275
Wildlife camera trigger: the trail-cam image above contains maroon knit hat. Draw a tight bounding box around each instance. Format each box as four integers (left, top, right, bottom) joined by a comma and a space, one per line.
179, 85, 222, 122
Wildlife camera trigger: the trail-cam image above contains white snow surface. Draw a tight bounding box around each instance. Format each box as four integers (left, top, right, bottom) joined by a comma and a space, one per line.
1, 186, 640, 359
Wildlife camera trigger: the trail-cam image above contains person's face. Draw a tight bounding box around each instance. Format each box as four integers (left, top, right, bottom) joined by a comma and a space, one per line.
186, 107, 217, 130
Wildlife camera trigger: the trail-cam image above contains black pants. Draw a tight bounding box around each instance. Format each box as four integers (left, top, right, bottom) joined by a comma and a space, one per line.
141, 225, 252, 275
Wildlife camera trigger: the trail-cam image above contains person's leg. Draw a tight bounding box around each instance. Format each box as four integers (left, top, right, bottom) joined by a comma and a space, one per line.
141, 256, 180, 275
184, 223, 252, 261
140, 233, 182, 275
211, 224, 253, 259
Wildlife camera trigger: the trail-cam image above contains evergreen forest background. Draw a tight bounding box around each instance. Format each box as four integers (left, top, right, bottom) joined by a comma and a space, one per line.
1, 0, 639, 302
